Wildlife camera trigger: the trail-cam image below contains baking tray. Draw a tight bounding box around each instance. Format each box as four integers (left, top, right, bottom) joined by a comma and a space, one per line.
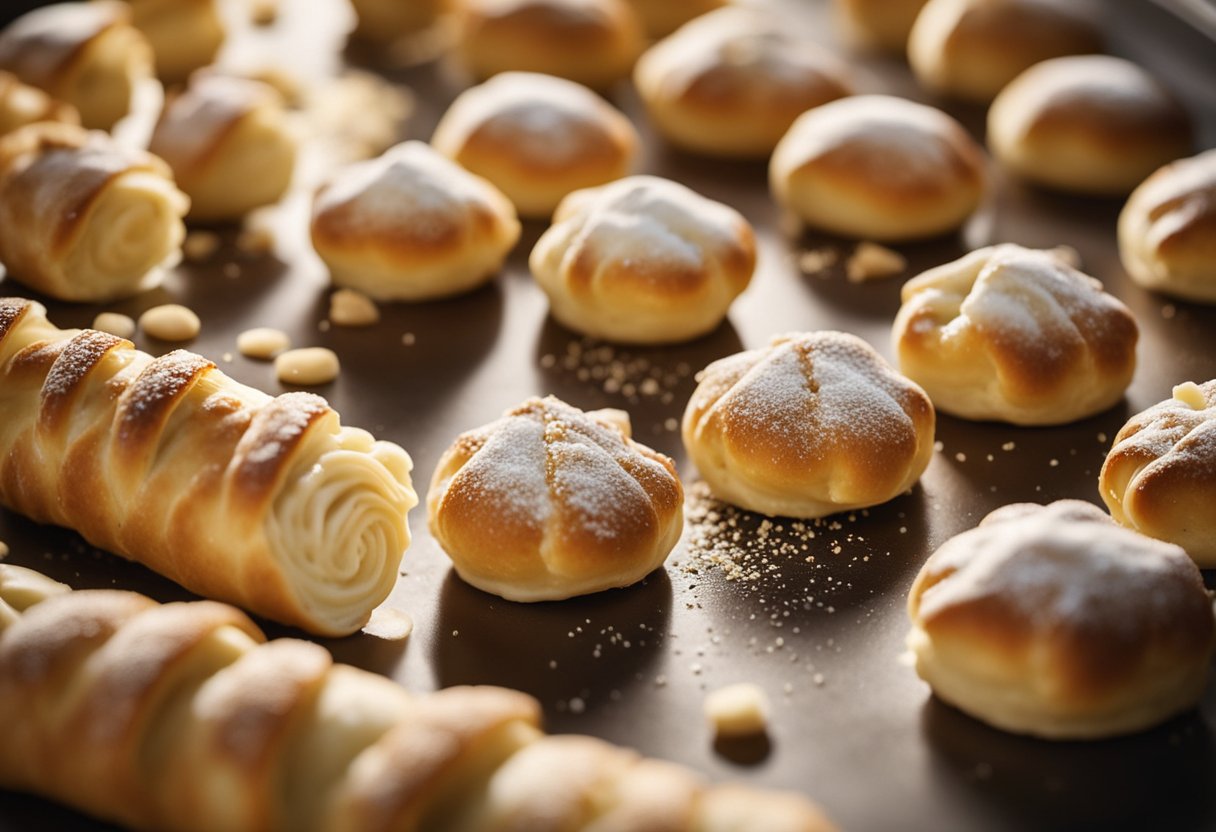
1, 0, 1215, 829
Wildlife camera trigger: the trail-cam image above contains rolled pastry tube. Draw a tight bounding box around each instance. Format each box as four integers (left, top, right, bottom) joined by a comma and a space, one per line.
0, 70, 79, 136
0, 298, 418, 636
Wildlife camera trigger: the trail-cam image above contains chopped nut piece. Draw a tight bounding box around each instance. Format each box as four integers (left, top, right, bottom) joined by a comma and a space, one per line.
92, 312, 136, 340
329, 288, 380, 327
275, 347, 340, 386
236, 327, 291, 360
139, 305, 201, 341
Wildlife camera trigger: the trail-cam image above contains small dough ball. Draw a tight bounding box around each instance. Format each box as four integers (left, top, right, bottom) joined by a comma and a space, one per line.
635, 7, 853, 159
907, 500, 1216, 740
350, 0, 452, 42
236, 326, 291, 359
329, 288, 380, 327
530, 175, 755, 344
988, 55, 1193, 196
275, 347, 340, 386
311, 141, 521, 302
92, 311, 136, 339
833, 0, 929, 51
682, 331, 935, 518
705, 683, 770, 738
893, 244, 1138, 425
139, 304, 200, 341
428, 396, 684, 602
123, 0, 225, 84
150, 74, 297, 222
0, 70, 79, 136
623, 0, 726, 37
770, 95, 986, 241
908, 0, 1102, 103
1100, 381, 1216, 567
431, 72, 638, 219
1118, 149, 1216, 304
456, 0, 645, 89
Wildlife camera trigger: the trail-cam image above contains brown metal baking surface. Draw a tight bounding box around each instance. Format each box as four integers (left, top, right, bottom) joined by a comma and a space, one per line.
1, 1, 1215, 830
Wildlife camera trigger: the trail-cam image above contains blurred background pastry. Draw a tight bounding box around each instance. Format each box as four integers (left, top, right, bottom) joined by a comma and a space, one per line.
120, 0, 225, 85
0, 69, 78, 136
622, 0, 727, 37
833, 0, 929, 51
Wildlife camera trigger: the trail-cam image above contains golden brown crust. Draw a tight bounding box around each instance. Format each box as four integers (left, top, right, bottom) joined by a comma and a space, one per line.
0, 70, 79, 135
231, 392, 334, 504
622, 0, 725, 37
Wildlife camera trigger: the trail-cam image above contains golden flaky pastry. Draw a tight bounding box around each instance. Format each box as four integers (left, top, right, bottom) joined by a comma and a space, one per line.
1118, 149, 1216, 304
0, 70, 79, 136
530, 175, 755, 344
122, 0, 225, 84
1100, 381, 1216, 567
311, 140, 521, 301
988, 55, 1193, 196
908, 0, 1102, 103
623, 0, 727, 37
428, 397, 684, 602
634, 6, 853, 159
833, 0, 929, 50
893, 244, 1138, 425
456, 0, 644, 89
431, 71, 638, 219
770, 94, 986, 241
149, 74, 297, 222
908, 500, 1216, 739
683, 331, 935, 519
0, 1, 153, 131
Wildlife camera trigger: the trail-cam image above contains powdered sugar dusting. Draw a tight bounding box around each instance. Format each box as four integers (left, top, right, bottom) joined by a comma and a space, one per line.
452, 413, 551, 527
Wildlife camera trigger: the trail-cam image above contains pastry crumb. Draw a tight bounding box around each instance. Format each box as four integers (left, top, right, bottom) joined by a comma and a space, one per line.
237, 224, 276, 256
846, 242, 906, 283
362, 606, 413, 641
0, 540, 8, 560
250, 0, 279, 26
237, 327, 291, 360
798, 248, 838, 276
1173, 382, 1206, 410
402, 332, 416, 346
330, 288, 380, 327
275, 347, 340, 385
92, 312, 136, 339
140, 305, 201, 342
183, 230, 221, 262
705, 683, 770, 738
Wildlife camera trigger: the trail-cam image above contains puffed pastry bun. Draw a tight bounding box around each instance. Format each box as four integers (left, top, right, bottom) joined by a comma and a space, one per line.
456, 0, 645, 89
123, 0, 225, 85
770, 95, 986, 241
350, 0, 452, 42
634, 6, 853, 159
431, 72, 638, 219
833, 0, 929, 51
428, 396, 684, 602
311, 140, 521, 302
0, 1, 153, 131
683, 331, 936, 519
988, 55, 1193, 196
908, 500, 1216, 740
530, 175, 755, 344
1100, 381, 1216, 567
623, 0, 727, 37
1118, 149, 1216, 303
149, 74, 297, 222
893, 244, 1138, 425
908, 0, 1102, 103
0, 70, 79, 136
0, 122, 188, 302
0, 298, 418, 636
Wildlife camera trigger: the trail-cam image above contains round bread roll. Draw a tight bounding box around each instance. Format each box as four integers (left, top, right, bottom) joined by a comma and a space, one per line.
622, 0, 727, 37
1100, 381, 1216, 567
428, 396, 684, 602
123, 0, 225, 84
350, 0, 451, 42
907, 500, 1216, 740
456, 0, 644, 89
431, 72, 638, 219
0, 71, 79, 137
0, 1, 153, 131
529, 175, 755, 344
149, 74, 297, 222
634, 7, 853, 159
834, 0, 929, 51
893, 244, 1138, 425
1118, 149, 1216, 304
311, 140, 521, 302
987, 55, 1193, 196
908, 0, 1102, 103
769, 95, 986, 241
682, 331, 936, 518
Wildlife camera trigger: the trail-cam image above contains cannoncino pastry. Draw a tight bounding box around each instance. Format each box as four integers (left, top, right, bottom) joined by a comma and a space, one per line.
149, 74, 297, 222
0, 298, 417, 636
0, 563, 839, 832
428, 397, 684, 602
893, 244, 1139, 425
530, 175, 755, 344
0, 70, 79, 136
0, 1, 154, 131
683, 331, 936, 519
907, 500, 1216, 739
0, 122, 188, 302
121, 0, 225, 84
1100, 381, 1216, 567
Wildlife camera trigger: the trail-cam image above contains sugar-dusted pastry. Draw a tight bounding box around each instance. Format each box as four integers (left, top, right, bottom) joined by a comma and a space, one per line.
0, 298, 417, 636
1118, 149, 1216, 303
0, 564, 838, 832
311, 141, 521, 301
634, 7, 853, 159
428, 397, 683, 601
431, 71, 638, 219
623, 0, 727, 37
683, 331, 936, 518
122, 0, 225, 84
770, 95, 986, 241
530, 175, 755, 343
988, 55, 1193, 196
834, 0, 929, 50
0, 70, 79, 136
0, 1, 153, 131
456, 0, 645, 89
908, 500, 1216, 739
350, 0, 451, 42
893, 244, 1138, 425
1100, 381, 1216, 567
149, 74, 297, 222
0, 122, 188, 302
908, 0, 1102, 103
